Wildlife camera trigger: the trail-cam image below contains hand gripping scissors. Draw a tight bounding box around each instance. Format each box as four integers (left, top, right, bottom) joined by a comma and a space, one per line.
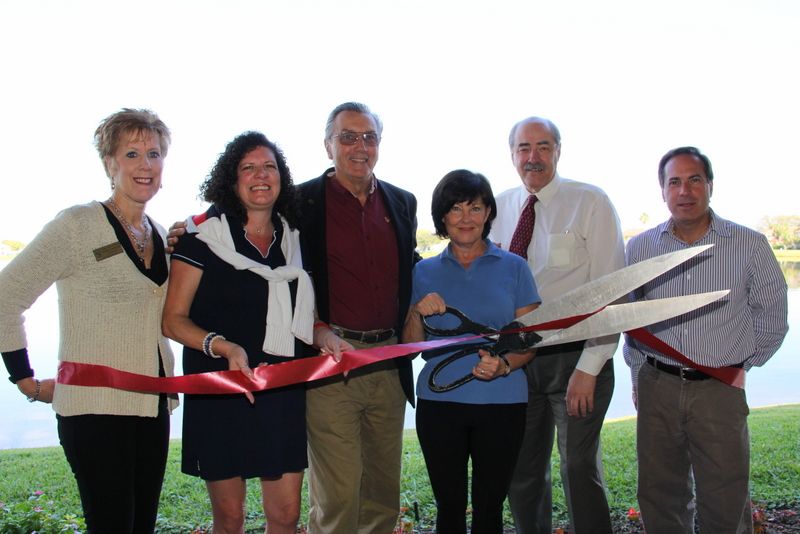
422, 244, 727, 392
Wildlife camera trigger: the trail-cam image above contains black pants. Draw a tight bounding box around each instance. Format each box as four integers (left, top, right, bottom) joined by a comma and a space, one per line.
416, 399, 526, 534
57, 396, 169, 534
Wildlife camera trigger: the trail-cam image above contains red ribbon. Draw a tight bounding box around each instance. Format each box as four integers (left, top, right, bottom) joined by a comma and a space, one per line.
58, 313, 597, 395
57, 338, 459, 395
57, 308, 743, 394
627, 328, 745, 388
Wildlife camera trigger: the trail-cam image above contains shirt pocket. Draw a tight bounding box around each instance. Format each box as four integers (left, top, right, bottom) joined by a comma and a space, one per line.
546, 232, 586, 269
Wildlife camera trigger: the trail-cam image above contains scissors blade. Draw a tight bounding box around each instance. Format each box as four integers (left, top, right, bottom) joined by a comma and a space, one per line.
534, 290, 729, 347
517, 244, 713, 328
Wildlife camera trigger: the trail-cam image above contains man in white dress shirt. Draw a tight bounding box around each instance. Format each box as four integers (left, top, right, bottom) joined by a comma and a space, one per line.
489, 117, 624, 534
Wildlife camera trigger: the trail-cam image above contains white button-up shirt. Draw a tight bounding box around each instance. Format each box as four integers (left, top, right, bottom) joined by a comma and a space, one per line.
489, 175, 625, 375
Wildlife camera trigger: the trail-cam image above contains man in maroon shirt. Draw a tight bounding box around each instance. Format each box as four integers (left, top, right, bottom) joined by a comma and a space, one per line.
297, 102, 419, 534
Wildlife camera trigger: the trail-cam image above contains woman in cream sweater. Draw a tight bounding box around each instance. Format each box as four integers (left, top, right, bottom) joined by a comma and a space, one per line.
0, 108, 177, 533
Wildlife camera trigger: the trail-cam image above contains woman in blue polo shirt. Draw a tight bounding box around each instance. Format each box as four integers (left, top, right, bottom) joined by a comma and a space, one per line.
403, 169, 540, 534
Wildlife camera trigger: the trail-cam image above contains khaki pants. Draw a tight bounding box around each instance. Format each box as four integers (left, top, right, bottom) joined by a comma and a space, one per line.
637, 362, 753, 534
306, 338, 407, 534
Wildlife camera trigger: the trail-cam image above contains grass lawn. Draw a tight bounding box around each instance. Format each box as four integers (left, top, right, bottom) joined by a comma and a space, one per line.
1, 404, 798, 533
773, 249, 800, 262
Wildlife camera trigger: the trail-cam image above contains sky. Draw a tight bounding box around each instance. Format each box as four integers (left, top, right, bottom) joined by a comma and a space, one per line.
1, 0, 798, 243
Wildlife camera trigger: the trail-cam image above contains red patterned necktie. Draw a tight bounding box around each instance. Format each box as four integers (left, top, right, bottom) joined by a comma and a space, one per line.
509, 195, 537, 259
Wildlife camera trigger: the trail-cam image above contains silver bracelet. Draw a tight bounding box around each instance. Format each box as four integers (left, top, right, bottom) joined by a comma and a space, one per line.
27, 378, 41, 403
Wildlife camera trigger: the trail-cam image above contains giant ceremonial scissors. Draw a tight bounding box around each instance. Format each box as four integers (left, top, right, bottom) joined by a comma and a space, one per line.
422, 244, 726, 392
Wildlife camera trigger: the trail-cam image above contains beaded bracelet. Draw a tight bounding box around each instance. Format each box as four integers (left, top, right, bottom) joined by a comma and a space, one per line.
313, 321, 328, 330
209, 335, 225, 358
202, 332, 226, 358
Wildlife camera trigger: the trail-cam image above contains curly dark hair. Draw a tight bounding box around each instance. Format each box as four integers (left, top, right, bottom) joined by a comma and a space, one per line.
200, 131, 299, 228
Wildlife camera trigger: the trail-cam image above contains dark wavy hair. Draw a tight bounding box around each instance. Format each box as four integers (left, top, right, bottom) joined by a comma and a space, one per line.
431, 169, 497, 239
200, 131, 299, 228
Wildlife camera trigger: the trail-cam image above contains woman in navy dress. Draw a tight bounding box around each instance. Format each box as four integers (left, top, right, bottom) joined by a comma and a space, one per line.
163, 131, 348, 534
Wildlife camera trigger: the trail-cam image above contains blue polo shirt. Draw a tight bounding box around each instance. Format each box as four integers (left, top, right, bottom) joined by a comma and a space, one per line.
413, 240, 540, 404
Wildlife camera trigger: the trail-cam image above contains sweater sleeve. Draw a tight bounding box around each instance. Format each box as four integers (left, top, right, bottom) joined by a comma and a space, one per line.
0, 209, 78, 352
2, 348, 33, 383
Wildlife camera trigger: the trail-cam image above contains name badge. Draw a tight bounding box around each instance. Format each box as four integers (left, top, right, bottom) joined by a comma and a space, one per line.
93, 242, 124, 261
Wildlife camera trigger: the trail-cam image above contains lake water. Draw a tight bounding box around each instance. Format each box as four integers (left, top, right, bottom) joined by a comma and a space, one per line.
1, 261, 798, 450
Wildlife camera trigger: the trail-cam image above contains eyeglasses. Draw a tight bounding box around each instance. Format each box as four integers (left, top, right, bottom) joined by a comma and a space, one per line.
332, 131, 380, 146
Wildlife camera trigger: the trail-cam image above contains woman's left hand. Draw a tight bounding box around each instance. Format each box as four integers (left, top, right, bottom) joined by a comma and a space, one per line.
472, 349, 507, 380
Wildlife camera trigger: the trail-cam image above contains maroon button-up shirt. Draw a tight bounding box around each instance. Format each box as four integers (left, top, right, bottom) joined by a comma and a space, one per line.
325, 174, 400, 330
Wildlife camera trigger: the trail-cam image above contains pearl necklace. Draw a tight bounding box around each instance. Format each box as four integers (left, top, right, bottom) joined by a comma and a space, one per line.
106, 198, 151, 259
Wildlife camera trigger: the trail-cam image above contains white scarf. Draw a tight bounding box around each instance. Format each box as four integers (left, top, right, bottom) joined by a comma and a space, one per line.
188, 212, 314, 357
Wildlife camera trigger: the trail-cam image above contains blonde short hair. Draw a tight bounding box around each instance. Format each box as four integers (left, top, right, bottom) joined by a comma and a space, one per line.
94, 108, 171, 178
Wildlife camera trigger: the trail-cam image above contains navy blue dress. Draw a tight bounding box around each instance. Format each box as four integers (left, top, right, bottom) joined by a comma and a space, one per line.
172, 209, 309, 481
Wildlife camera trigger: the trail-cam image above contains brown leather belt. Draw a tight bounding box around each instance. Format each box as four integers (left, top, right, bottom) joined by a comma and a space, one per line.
330, 324, 395, 344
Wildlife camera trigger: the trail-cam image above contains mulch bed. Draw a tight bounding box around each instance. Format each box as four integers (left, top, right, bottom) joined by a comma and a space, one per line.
400, 504, 800, 533
606, 505, 800, 534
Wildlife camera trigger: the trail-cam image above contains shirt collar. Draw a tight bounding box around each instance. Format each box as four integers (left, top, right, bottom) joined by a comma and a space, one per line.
327, 168, 377, 198
525, 174, 561, 207
659, 209, 730, 242
440, 239, 502, 264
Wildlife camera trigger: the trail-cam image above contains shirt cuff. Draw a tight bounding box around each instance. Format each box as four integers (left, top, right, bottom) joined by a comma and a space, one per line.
574, 334, 619, 376
2, 348, 34, 384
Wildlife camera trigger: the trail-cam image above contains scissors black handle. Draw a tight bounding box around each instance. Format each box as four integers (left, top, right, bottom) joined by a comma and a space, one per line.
421, 306, 499, 338
422, 312, 545, 393
421, 306, 495, 392
426, 342, 492, 392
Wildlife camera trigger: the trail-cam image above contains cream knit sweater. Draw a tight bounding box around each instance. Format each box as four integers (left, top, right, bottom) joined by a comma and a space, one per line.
0, 201, 177, 417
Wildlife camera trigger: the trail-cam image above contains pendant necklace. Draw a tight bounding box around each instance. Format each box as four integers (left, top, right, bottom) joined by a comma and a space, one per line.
106, 198, 151, 260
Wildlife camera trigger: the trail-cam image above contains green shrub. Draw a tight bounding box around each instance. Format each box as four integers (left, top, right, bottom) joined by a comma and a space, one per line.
0, 490, 85, 533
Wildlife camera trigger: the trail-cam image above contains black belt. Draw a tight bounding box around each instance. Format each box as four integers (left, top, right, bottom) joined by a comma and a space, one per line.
646, 356, 711, 381
330, 325, 395, 344
646, 356, 744, 381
